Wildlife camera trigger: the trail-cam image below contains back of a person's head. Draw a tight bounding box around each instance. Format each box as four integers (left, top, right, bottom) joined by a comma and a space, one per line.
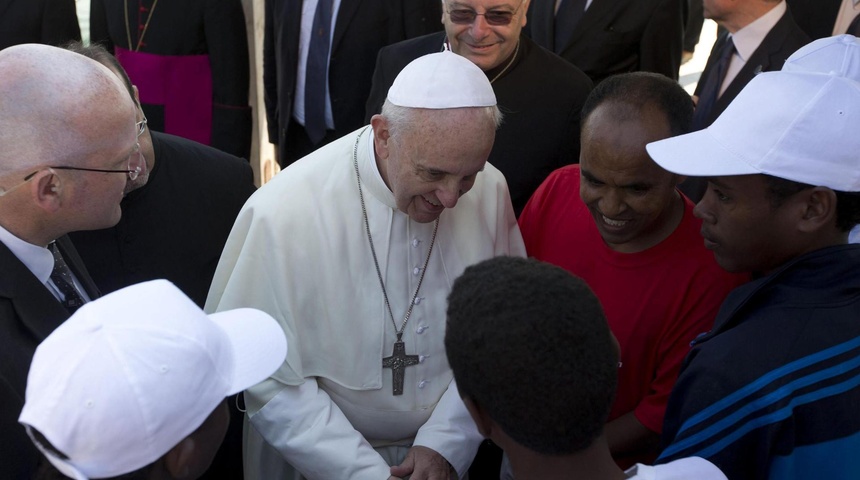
19, 280, 287, 480
581, 71, 694, 136
445, 256, 617, 455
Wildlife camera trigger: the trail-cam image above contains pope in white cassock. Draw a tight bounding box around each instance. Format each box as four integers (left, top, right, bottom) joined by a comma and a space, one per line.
205, 51, 526, 480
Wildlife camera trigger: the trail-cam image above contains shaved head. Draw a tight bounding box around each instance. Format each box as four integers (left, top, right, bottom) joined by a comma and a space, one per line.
0, 44, 136, 176
0, 44, 138, 244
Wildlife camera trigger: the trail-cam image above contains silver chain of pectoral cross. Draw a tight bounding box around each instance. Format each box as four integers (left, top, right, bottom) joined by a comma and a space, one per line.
353, 127, 439, 341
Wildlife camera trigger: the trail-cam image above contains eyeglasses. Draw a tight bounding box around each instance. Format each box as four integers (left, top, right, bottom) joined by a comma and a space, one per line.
446, 0, 525, 26
136, 112, 148, 138
47, 143, 144, 181
0, 143, 144, 196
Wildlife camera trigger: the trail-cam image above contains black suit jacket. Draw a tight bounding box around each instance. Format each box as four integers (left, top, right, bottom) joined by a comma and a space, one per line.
0, 0, 81, 50
526, 0, 684, 84
263, 0, 441, 167
365, 32, 593, 215
785, 0, 841, 40
0, 236, 99, 480
694, 8, 810, 128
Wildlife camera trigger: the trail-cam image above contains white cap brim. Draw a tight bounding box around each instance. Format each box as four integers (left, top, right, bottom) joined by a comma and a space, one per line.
210, 308, 287, 395
646, 128, 761, 178
647, 71, 860, 191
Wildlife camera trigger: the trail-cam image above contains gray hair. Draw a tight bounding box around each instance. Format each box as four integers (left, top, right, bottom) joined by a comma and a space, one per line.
380, 99, 503, 139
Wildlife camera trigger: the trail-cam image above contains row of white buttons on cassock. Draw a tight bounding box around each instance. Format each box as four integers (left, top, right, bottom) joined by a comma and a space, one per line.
413, 236, 430, 389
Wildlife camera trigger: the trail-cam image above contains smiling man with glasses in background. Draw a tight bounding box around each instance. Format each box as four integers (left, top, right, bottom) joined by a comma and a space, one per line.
365, 0, 593, 217
0, 43, 139, 480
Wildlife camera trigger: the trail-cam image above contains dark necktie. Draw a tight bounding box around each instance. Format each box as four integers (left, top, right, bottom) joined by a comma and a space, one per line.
49, 242, 85, 313
304, 0, 333, 145
554, 0, 587, 54
848, 13, 860, 36
692, 36, 735, 131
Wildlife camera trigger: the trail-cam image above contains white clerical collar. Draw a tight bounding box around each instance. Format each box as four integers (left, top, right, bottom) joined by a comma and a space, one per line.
731, 1, 786, 62
0, 223, 53, 285
358, 127, 398, 210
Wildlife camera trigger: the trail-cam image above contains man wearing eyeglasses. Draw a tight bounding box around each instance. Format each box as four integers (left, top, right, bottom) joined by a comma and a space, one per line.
66, 43, 256, 310
0, 43, 139, 480
64, 42, 257, 480
366, 0, 593, 216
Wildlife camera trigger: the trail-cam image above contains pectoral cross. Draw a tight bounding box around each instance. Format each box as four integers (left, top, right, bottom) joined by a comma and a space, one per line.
382, 336, 420, 395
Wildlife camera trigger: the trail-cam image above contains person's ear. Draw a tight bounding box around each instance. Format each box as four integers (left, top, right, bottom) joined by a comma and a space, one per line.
463, 396, 493, 438
163, 437, 195, 479
521, 0, 532, 27
31, 170, 62, 213
370, 114, 391, 159
797, 187, 838, 234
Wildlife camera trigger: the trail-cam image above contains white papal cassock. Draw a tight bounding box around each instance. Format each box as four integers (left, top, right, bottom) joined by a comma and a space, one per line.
205, 126, 526, 479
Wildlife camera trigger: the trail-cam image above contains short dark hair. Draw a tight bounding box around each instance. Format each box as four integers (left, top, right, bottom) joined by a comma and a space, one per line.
581, 72, 694, 136
445, 257, 617, 455
63, 42, 136, 102
764, 175, 860, 232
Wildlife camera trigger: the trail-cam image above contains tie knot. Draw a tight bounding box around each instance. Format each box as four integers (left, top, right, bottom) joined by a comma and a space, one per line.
49, 242, 85, 312
721, 36, 736, 59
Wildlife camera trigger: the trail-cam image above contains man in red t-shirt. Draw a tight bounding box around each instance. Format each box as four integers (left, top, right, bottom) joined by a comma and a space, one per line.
519, 72, 747, 467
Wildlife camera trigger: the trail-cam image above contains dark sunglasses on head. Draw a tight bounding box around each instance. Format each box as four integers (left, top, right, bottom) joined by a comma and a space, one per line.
447, 8, 516, 26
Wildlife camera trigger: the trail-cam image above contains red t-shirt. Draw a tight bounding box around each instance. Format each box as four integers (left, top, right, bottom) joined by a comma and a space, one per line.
519, 165, 747, 434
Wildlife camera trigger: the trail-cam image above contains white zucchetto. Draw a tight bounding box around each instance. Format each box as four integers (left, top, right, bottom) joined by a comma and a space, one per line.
387, 51, 497, 109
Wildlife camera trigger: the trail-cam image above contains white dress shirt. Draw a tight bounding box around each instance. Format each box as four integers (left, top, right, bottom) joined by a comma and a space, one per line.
0, 224, 89, 303
293, 0, 342, 130
720, 1, 787, 96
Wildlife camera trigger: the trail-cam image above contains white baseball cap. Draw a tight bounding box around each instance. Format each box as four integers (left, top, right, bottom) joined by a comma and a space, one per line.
783, 34, 860, 80
19, 280, 287, 479
387, 51, 496, 109
646, 70, 860, 192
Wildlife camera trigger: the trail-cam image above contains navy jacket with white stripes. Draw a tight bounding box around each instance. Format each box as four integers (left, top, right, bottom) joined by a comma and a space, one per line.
659, 244, 860, 480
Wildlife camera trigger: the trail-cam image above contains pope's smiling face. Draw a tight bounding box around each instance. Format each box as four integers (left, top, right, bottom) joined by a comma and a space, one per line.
371, 107, 495, 224
443, 0, 529, 72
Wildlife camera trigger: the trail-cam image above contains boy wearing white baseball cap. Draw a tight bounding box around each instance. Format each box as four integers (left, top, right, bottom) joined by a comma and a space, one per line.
646, 36, 860, 480
19, 280, 287, 480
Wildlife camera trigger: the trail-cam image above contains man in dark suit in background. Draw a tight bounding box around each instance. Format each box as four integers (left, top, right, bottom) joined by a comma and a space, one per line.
692, 0, 809, 130
366, 0, 593, 215
525, 0, 684, 84
681, 0, 808, 201
0, 0, 80, 50
265, 0, 442, 168
0, 44, 139, 479
785, 0, 842, 39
